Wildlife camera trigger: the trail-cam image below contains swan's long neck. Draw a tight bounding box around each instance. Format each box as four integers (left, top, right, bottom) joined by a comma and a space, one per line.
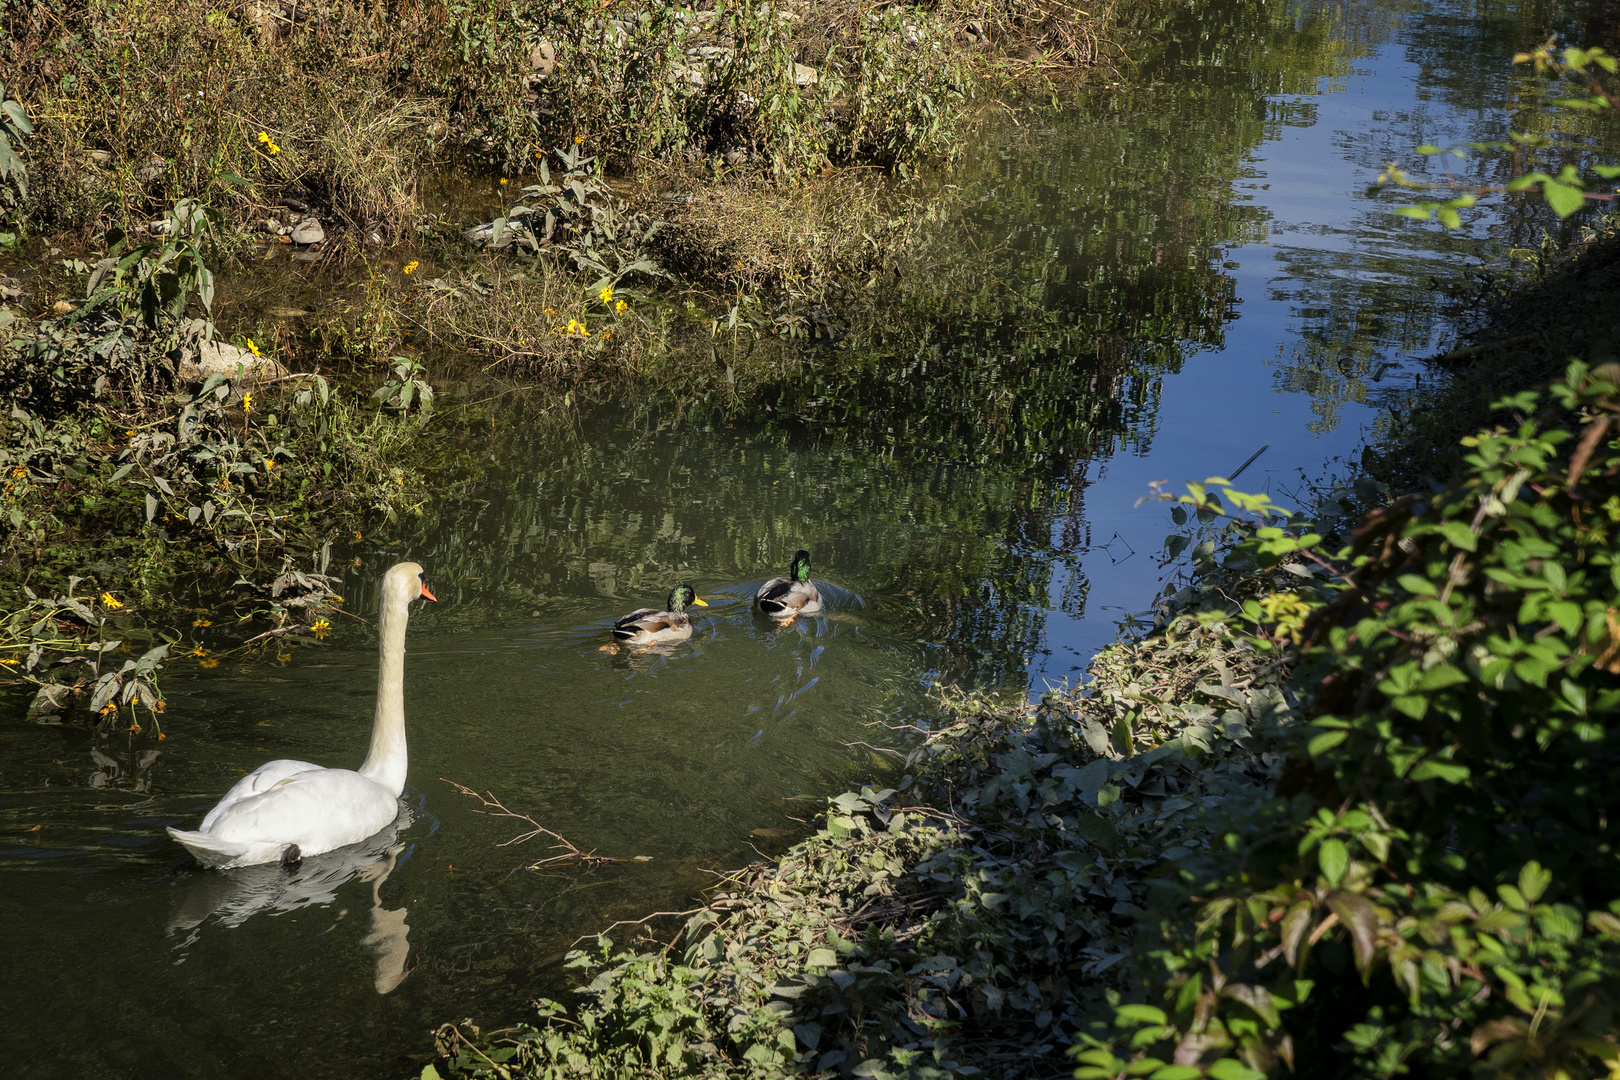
359, 583, 410, 796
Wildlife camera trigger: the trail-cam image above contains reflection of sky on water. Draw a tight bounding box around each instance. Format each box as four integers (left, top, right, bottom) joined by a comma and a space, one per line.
1031, 14, 1511, 685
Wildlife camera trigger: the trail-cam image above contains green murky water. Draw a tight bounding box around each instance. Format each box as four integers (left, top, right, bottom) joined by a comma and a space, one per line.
7, 0, 1616, 1075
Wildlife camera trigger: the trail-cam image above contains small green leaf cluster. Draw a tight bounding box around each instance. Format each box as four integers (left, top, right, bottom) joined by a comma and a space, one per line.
0, 580, 170, 733
478, 143, 668, 291
0, 80, 30, 214
1384, 44, 1620, 225
1091, 360, 1620, 1078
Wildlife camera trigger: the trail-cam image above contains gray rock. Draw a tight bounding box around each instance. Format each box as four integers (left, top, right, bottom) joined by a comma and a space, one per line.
176, 340, 289, 383
530, 38, 556, 77
793, 63, 819, 87
290, 217, 325, 245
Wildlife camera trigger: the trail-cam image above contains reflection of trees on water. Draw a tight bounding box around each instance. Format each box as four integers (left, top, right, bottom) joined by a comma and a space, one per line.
363, 0, 1503, 687
1256, 0, 1620, 425
346, 403, 1085, 687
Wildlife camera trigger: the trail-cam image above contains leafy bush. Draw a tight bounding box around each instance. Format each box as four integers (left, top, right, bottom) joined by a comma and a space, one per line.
0, 78, 29, 219
1083, 360, 1620, 1078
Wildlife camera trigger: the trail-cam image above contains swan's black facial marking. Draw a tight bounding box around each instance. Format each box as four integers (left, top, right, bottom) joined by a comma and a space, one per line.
280, 843, 303, 869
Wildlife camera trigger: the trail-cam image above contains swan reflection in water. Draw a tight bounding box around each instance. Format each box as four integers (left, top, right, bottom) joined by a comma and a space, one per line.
167, 808, 415, 994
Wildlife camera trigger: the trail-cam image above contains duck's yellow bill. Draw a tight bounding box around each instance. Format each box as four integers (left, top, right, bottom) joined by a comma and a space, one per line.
692, 597, 709, 606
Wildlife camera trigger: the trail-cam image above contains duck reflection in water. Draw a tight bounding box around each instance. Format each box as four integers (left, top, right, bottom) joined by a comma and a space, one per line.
166, 808, 415, 994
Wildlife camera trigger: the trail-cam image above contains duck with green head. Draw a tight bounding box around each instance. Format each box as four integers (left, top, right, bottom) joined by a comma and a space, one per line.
611, 583, 708, 645
755, 550, 822, 622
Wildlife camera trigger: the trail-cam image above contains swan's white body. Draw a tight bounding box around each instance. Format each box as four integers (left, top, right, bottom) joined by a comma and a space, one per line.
167, 562, 434, 869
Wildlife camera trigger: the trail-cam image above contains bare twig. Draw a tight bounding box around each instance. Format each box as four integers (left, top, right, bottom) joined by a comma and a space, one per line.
442, 778, 646, 868
569, 906, 710, 949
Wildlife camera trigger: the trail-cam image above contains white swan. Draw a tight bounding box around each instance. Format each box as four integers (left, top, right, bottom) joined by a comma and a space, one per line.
167, 561, 436, 869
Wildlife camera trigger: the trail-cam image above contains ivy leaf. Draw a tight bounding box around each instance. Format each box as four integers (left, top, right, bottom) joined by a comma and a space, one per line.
1541, 178, 1586, 217
1439, 520, 1478, 550
1518, 861, 1552, 904
1325, 892, 1381, 975
1318, 839, 1349, 887
1206, 1058, 1267, 1080
1409, 759, 1470, 784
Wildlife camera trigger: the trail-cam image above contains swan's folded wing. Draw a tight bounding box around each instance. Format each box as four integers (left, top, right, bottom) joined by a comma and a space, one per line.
199, 759, 322, 832
204, 768, 400, 855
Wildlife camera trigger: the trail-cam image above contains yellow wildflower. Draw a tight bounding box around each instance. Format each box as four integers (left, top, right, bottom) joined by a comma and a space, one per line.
242, 392, 253, 413
574, 135, 585, 144
128, 720, 142, 733
310, 618, 331, 640
9, 465, 24, 478
403, 260, 419, 275
598, 286, 614, 304
153, 699, 165, 713
602, 331, 611, 341
191, 618, 212, 627
99, 702, 118, 716
101, 592, 123, 609
0, 657, 18, 666
189, 647, 209, 658
244, 337, 261, 357
125, 430, 137, 439
199, 658, 219, 669
500, 177, 508, 186
615, 299, 627, 315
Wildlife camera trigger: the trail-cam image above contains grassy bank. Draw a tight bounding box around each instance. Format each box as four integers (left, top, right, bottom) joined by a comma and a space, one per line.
1, 0, 1121, 240
425, 220, 1620, 1077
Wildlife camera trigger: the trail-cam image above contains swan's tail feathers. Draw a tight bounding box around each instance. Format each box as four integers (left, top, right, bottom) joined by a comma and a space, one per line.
167, 827, 254, 869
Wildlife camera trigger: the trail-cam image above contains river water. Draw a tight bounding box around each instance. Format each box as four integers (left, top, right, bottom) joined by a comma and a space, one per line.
1, 0, 1593, 1075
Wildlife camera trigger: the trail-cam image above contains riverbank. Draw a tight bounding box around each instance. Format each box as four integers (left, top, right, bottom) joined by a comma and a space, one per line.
429, 219, 1620, 1078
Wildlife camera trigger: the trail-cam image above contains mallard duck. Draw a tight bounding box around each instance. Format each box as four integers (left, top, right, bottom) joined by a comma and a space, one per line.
755, 550, 822, 621
611, 583, 708, 645
167, 562, 436, 868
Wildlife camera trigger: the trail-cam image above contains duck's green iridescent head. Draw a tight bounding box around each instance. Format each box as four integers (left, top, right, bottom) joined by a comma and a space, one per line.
668, 583, 708, 612
790, 550, 813, 583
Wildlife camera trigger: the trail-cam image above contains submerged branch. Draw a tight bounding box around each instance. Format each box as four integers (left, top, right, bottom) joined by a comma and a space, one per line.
441, 778, 648, 868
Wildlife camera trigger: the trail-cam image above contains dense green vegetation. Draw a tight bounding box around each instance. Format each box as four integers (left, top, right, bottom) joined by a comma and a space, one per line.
426, 350, 1620, 1080
417, 20, 1620, 1069
5, 0, 1620, 1076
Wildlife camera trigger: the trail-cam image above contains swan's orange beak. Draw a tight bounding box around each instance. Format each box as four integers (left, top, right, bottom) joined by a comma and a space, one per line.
420, 584, 438, 602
